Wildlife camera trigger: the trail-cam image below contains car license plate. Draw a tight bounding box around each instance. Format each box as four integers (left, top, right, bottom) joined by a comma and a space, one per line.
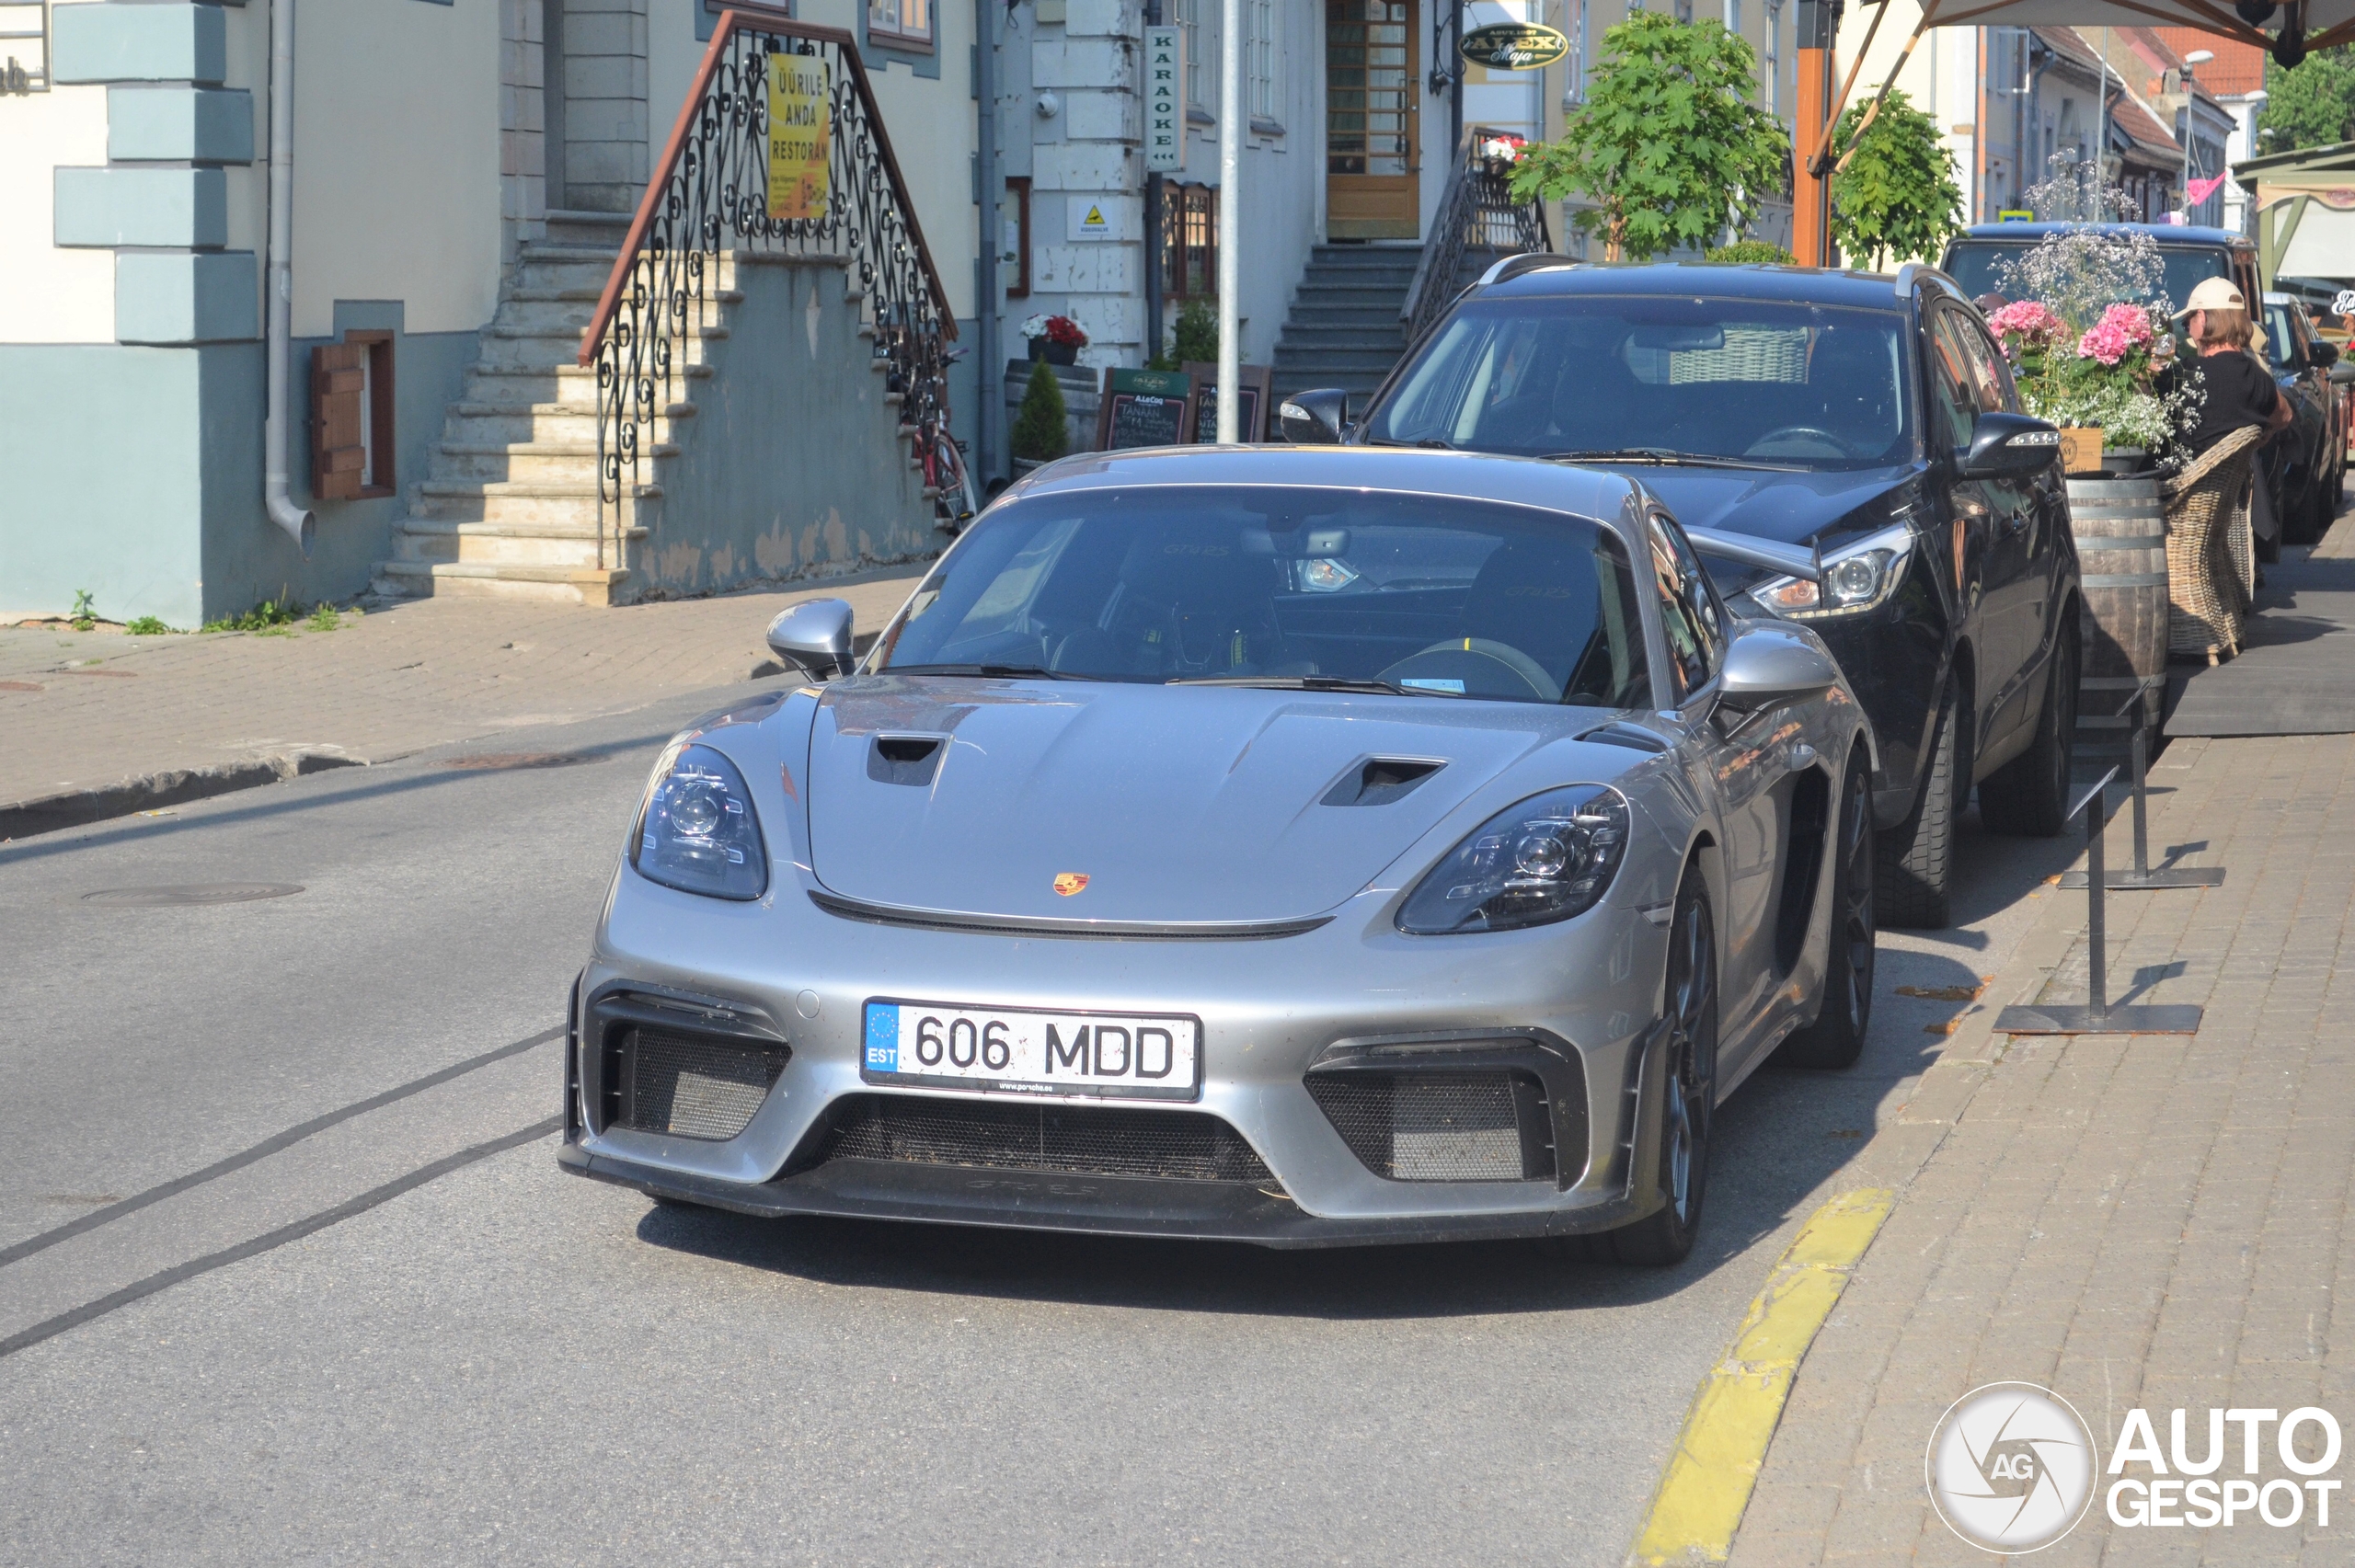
861, 999, 1201, 1101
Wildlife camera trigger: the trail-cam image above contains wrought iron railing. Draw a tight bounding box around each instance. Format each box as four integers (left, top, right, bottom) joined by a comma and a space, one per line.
1400, 129, 1556, 348
576, 7, 956, 561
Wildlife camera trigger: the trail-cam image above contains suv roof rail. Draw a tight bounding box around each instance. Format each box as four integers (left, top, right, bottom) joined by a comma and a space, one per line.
1476, 252, 1580, 288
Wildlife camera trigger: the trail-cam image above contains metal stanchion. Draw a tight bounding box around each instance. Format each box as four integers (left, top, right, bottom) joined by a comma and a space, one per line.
2060, 680, 2226, 891
1995, 763, 2204, 1036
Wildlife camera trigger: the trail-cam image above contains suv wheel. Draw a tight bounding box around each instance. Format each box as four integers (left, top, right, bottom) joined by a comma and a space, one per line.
1877, 682, 1960, 929
1980, 626, 2078, 837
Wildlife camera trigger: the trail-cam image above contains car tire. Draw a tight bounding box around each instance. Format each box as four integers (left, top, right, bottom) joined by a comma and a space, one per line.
2310, 460, 2339, 541
1876, 682, 1960, 929
1780, 750, 1877, 1071
1596, 865, 1717, 1267
1979, 624, 2078, 838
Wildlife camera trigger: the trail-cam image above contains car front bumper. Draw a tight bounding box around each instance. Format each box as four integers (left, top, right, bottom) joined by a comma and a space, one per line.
561, 865, 1683, 1248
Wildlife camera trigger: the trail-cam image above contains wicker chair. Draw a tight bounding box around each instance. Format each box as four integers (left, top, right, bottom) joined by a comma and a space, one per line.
2164, 425, 2267, 664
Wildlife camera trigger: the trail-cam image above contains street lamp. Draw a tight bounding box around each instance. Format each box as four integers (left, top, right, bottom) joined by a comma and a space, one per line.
2183, 49, 2212, 223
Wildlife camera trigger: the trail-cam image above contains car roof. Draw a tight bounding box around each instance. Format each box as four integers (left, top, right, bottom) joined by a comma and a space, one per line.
1954, 222, 2252, 251
1001, 443, 1645, 523
1465, 259, 1917, 312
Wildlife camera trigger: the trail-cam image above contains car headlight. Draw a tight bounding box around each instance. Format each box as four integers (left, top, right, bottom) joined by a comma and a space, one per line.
1397, 785, 1630, 934
632, 742, 767, 899
1750, 522, 1914, 620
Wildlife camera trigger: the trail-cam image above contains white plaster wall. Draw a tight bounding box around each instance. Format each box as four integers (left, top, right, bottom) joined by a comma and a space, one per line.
0, 5, 119, 344
1834, 5, 1980, 262
289, 0, 504, 336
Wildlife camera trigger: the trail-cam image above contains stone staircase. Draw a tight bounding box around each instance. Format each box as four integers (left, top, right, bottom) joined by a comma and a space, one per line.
1269, 244, 1423, 411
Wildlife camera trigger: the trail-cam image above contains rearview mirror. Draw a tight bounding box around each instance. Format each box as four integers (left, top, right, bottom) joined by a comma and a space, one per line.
1279, 389, 1349, 445
1716, 623, 1842, 714
765, 599, 856, 681
1957, 411, 2062, 480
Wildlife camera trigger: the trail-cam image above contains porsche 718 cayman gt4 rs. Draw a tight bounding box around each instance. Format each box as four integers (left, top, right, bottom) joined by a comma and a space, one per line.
560, 447, 1878, 1265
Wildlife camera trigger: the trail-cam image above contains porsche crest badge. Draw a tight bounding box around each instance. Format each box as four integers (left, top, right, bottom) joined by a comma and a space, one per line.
1053, 873, 1089, 897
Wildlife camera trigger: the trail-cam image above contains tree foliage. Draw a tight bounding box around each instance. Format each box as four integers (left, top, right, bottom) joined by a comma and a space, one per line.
1511, 13, 1789, 261
2257, 51, 2355, 154
1829, 89, 1964, 269
1010, 360, 1069, 463
1706, 240, 1797, 264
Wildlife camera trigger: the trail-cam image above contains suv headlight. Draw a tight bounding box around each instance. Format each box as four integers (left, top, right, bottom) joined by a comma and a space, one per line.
633, 742, 767, 899
1750, 522, 1914, 620
1397, 785, 1630, 934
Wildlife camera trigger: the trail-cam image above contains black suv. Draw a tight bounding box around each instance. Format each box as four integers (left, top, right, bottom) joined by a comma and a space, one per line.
1284, 261, 2080, 928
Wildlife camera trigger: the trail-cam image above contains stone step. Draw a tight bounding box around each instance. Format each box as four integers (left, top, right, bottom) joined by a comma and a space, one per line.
1272, 346, 1407, 371
461, 360, 709, 409
544, 208, 637, 246
442, 399, 695, 446
1289, 302, 1409, 325
390, 517, 649, 567
369, 559, 638, 607
1279, 324, 1411, 349
479, 321, 729, 371
433, 439, 679, 483
413, 477, 659, 527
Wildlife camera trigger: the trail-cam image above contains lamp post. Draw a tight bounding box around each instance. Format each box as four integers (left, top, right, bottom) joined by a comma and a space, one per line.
1217, 0, 1240, 442
2183, 48, 2212, 223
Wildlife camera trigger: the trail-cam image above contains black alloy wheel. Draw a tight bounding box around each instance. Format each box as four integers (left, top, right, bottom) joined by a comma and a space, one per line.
1781, 752, 1878, 1070
1980, 621, 2078, 838
1878, 682, 1961, 929
1598, 866, 1718, 1267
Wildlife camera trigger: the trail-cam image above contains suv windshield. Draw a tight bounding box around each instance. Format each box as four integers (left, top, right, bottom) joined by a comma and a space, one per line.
873, 486, 1651, 706
1943, 238, 2231, 313
1365, 295, 1917, 469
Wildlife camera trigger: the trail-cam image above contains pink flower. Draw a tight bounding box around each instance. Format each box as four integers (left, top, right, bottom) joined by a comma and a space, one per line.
1987, 301, 2063, 340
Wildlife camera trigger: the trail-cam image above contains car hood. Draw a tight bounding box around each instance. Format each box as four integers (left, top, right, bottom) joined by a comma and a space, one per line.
1618, 463, 1919, 547
802, 678, 1628, 925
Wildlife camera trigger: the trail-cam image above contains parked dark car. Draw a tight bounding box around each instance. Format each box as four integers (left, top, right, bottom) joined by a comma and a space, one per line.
1282, 261, 2080, 929
1943, 224, 2349, 552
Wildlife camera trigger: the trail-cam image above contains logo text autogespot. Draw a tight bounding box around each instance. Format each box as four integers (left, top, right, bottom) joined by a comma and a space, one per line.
2105, 1407, 2342, 1529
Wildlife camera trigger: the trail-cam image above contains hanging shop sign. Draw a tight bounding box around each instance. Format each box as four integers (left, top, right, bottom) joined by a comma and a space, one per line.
1144, 24, 1185, 173
765, 55, 831, 222
1459, 23, 1569, 71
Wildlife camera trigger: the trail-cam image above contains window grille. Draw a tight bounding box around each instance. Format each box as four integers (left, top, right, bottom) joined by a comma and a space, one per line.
1247, 0, 1275, 121
1160, 182, 1218, 300
1, 0, 48, 94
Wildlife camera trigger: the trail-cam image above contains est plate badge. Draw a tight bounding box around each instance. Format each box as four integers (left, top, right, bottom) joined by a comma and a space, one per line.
862, 1000, 1201, 1101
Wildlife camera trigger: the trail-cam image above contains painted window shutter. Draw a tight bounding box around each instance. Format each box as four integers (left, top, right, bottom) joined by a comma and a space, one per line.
311, 343, 367, 500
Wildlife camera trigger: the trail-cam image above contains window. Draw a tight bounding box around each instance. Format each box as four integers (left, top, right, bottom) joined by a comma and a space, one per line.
1, 0, 52, 93
1725, 0, 1741, 31
867, 0, 930, 49
1004, 176, 1031, 299
1763, 0, 1781, 118
1927, 312, 1985, 452
1161, 182, 1218, 299
1566, 0, 1588, 103
1247, 0, 1277, 123
311, 332, 395, 502
1179, 0, 1206, 110
1648, 516, 1724, 704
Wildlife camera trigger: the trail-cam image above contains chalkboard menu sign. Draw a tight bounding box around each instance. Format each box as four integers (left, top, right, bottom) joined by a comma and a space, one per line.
1097, 367, 1193, 450
1182, 362, 1275, 443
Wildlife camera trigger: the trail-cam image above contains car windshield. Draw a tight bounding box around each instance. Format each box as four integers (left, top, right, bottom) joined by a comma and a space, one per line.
2263, 301, 2304, 372
1365, 296, 1916, 469
1942, 238, 2231, 314
872, 486, 1651, 706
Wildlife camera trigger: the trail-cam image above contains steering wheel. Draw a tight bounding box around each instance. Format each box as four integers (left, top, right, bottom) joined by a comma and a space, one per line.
1746, 424, 1855, 459
1381, 638, 1557, 700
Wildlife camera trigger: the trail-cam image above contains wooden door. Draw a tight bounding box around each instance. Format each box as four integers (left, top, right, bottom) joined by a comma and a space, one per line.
1326, 0, 1419, 240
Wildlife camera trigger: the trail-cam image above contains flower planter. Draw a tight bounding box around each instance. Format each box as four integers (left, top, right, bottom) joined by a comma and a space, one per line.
1028, 339, 1079, 366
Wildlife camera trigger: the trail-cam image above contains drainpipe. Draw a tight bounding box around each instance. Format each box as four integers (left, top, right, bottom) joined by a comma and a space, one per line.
264, 0, 314, 556
975, 0, 1001, 487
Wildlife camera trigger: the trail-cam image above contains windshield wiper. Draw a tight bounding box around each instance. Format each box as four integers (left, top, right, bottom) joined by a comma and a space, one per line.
884, 663, 1083, 680
1544, 447, 1797, 471
1167, 675, 1443, 696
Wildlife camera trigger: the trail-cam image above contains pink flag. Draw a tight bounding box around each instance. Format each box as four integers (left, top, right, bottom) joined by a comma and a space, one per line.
2187, 174, 2229, 208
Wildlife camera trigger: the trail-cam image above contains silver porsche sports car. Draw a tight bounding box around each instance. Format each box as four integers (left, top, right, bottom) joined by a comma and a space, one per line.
560, 447, 1878, 1264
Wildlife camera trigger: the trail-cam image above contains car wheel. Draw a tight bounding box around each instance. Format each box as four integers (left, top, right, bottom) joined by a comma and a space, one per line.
1598, 866, 1717, 1267
1877, 682, 1960, 929
2311, 459, 2339, 540
1978, 625, 2078, 838
1780, 750, 1877, 1070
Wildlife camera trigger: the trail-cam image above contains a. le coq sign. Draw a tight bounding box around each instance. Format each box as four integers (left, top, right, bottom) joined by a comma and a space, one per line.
1459, 23, 1569, 71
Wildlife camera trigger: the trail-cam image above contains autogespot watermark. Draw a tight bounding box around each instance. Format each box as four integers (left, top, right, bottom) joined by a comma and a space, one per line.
1925, 1384, 2346, 1552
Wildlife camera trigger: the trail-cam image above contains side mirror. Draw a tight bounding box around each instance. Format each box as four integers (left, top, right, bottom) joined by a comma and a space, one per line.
1279, 388, 1349, 445
2312, 339, 2340, 368
2330, 358, 2355, 386
1716, 623, 1842, 714
764, 599, 856, 681
1957, 411, 2062, 480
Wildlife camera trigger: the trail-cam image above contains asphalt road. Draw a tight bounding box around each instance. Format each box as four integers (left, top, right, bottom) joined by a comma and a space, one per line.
0, 681, 2086, 1567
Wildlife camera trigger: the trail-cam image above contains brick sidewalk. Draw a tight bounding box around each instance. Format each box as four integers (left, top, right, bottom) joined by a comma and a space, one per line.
0, 569, 923, 820
1727, 728, 2355, 1565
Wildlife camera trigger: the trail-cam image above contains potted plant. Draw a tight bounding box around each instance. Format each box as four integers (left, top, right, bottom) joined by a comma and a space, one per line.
1986, 298, 2188, 471
1009, 359, 1070, 474
1022, 314, 1088, 366
1474, 132, 1527, 180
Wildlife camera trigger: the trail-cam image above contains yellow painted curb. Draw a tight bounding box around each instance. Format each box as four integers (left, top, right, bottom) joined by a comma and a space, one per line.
1626, 1187, 1895, 1566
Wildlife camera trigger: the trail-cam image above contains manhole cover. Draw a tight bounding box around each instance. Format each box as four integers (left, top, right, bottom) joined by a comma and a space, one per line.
82, 884, 305, 906
443, 752, 600, 771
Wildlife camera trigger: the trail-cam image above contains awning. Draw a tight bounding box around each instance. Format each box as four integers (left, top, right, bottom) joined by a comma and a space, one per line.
1901, 0, 2355, 56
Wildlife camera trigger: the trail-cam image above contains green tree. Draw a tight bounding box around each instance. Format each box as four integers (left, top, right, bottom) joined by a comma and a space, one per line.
1510, 13, 1788, 261
1705, 240, 1797, 264
1829, 88, 1965, 269
2258, 51, 2355, 154
1010, 360, 1070, 463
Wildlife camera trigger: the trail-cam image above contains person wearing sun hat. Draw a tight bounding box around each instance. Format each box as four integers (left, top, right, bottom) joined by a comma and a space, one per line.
2165, 277, 2292, 456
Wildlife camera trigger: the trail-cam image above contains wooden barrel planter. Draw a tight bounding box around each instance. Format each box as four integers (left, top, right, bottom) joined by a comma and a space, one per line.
2067, 474, 2169, 757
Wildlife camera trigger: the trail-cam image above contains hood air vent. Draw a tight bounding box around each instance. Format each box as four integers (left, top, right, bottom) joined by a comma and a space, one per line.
868, 734, 947, 786
1321, 756, 1445, 807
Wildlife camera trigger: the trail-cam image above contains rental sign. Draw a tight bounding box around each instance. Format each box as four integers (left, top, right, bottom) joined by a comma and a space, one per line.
766, 55, 831, 222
